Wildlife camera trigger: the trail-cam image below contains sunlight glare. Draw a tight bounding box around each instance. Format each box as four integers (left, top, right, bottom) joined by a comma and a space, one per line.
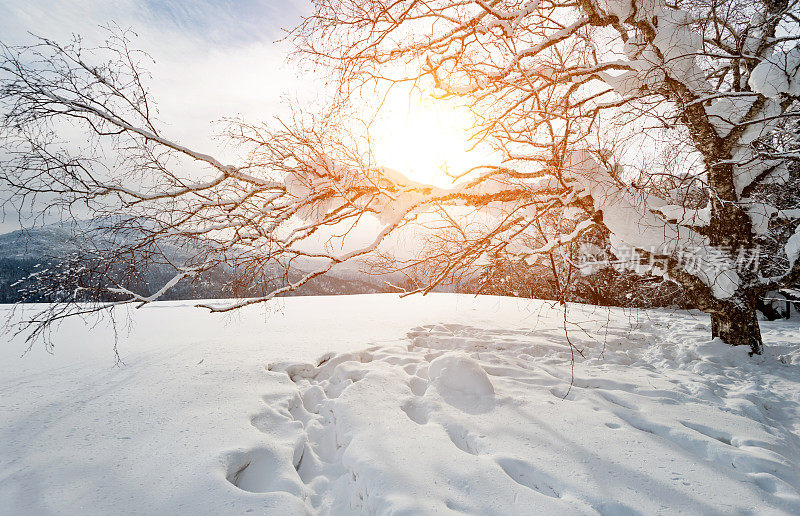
370, 91, 487, 187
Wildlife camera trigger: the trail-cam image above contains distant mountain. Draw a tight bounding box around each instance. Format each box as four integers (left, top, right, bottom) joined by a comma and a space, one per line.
0, 221, 396, 303
0, 223, 83, 261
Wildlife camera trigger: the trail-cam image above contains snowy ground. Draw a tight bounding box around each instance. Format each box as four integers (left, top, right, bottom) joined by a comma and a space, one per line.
1, 294, 799, 515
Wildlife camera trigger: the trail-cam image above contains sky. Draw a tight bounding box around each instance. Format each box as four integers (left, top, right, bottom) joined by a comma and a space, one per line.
0, 0, 309, 124
0, 0, 491, 246
0, 0, 310, 231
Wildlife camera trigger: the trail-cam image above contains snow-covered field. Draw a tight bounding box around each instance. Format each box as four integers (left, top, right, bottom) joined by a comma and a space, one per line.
1, 294, 799, 514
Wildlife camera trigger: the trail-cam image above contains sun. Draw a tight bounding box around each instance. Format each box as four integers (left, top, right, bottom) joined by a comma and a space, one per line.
370, 90, 487, 187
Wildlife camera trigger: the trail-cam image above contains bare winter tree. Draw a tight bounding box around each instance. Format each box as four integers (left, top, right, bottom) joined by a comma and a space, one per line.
1, 0, 800, 354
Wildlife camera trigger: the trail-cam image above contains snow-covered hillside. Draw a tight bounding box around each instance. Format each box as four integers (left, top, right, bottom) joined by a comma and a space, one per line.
1, 295, 799, 514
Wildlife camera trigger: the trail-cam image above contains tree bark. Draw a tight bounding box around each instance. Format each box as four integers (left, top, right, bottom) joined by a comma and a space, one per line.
710, 300, 763, 355
756, 296, 785, 321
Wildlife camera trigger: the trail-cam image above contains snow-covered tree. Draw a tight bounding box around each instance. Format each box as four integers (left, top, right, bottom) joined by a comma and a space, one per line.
293, 0, 800, 355
1, 0, 799, 353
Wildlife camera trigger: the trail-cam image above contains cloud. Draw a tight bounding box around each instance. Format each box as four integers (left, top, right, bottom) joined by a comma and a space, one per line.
0, 0, 307, 48
140, 0, 306, 46
0, 0, 311, 231
0, 0, 309, 140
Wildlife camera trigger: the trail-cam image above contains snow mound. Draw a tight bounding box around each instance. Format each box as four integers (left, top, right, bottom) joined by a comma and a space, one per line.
428, 353, 494, 396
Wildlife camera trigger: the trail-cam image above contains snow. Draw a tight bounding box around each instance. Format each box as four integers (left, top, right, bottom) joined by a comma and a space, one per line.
505, 219, 596, 259
749, 46, 800, 99
428, 354, 495, 397
2, 294, 800, 514
656, 204, 711, 226
682, 247, 741, 300
705, 95, 759, 139
650, 7, 705, 87
787, 225, 800, 270
563, 151, 749, 299
566, 150, 703, 253
748, 203, 779, 236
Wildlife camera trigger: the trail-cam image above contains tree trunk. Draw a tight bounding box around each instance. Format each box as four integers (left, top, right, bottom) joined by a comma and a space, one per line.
710, 301, 763, 355
756, 296, 785, 321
